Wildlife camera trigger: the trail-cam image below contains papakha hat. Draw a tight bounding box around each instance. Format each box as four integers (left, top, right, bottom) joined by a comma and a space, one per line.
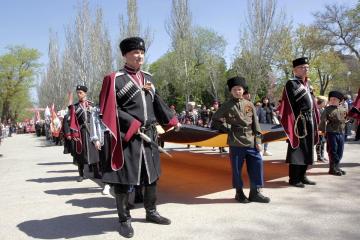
120, 37, 146, 56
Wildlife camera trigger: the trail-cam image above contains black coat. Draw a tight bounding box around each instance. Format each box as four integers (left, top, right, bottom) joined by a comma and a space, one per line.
101, 70, 175, 185
62, 114, 74, 155
284, 78, 317, 165
70, 102, 100, 165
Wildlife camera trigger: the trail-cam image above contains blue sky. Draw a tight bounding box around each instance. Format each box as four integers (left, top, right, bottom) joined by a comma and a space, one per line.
0, 0, 357, 69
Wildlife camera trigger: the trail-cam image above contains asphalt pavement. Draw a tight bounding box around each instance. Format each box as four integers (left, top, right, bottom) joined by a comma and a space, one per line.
0, 134, 359, 240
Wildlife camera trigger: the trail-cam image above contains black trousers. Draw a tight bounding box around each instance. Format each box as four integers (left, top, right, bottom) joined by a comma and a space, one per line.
289, 164, 308, 183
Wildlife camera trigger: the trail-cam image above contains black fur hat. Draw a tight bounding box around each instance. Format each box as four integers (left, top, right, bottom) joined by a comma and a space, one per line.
119, 37, 146, 56
76, 85, 88, 92
293, 57, 309, 68
328, 91, 344, 101
227, 76, 247, 91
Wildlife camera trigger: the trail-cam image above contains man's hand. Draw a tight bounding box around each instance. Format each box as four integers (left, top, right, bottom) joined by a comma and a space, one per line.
94, 140, 101, 150
255, 143, 262, 152
174, 122, 181, 132
143, 82, 152, 91
66, 136, 72, 140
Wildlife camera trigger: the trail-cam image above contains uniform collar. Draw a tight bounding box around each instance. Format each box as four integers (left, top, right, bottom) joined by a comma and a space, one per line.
124, 64, 140, 74
232, 97, 244, 102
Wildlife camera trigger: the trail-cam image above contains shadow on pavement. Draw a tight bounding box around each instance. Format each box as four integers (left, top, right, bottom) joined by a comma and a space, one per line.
17, 211, 118, 239
45, 187, 102, 196
311, 162, 360, 169
27, 176, 78, 183
66, 197, 114, 209
47, 169, 78, 173
38, 162, 72, 166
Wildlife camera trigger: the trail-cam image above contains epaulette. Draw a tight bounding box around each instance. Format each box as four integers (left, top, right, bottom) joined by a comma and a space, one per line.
141, 70, 152, 76
117, 71, 125, 76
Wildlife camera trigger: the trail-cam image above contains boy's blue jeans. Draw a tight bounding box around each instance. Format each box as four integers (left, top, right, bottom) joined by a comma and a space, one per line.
229, 146, 264, 189
326, 132, 344, 165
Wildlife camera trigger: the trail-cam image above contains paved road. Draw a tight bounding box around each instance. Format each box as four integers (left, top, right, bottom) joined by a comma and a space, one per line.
0, 134, 359, 240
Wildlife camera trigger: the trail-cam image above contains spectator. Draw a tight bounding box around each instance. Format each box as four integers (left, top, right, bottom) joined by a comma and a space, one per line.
257, 96, 275, 156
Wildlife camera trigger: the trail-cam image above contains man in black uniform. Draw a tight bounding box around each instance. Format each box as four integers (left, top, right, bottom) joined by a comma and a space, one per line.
66, 85, 100, 182
99, 37, 179, 238
279, 57, 320, 188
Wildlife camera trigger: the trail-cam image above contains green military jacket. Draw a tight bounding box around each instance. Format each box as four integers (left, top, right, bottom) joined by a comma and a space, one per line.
319, 105, 347, 133
211, 97, 261, 148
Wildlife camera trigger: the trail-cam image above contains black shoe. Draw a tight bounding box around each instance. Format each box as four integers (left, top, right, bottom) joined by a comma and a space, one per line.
317, 158, 327, 163
235, 189, 250, 203
289, 181, 305, 188
146, 210, 171, 225
329, 169, 342, 176
339, 169, 346, 175
119, 220, 134, 238
301, 176, 316, 185
77, 176, 84, 182
249, 188, 270, 203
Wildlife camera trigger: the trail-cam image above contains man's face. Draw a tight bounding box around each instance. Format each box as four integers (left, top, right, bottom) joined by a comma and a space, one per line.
76, 90, 87, 101
230, 86, 244, 99
293, 64, 310, 78
124, 49, 145, 69
329, 97, 340, 106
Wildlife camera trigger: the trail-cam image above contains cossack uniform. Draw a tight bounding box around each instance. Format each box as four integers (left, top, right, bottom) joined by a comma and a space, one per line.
211, 76, 270, 204
319, 91, 347, 176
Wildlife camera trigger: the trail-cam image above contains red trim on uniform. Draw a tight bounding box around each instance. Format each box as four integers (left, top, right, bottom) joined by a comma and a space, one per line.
124, 119, 141, 142
349, 88, 360, 120
162, 116, 179, 131
99, 72, 124, 171
69, 105, 82, 154
168, 116, 179, 127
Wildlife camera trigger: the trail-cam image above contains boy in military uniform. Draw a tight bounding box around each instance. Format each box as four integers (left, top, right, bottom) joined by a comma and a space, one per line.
319, 91, 347, 176
211, 76, 270, 203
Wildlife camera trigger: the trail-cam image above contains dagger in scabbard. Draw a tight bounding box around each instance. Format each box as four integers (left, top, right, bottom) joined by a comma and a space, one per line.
137, 131, 172, 158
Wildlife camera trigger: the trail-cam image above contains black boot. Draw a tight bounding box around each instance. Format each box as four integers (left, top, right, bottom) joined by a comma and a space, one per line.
92, 164, 102, 179
77, 164, 85, 182
116, 193, 134, 238
289, 164, 304, 188
144, 185, 171, 225
335, 163, 346, 175
301, 176, 316, 185
77, 176, 84, 182
235, 189, 250, 203
329, 162, 342, 176
249, 188, 270, 203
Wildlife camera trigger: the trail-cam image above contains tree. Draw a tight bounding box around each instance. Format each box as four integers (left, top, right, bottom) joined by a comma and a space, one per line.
314, 3, 360, 61
232, 0, 290, 100
37, 31, 63, 110
165, 0, 194, 104
312, 50, 348, 95
37, 0, 112, 106
0, 46, 41, 122
192, 27, 227, 102
116, 0, 153, 69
